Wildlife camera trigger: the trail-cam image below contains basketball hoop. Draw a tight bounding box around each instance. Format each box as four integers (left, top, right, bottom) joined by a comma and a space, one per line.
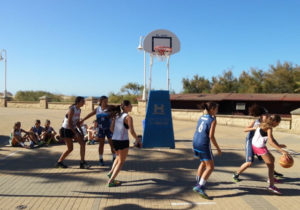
154, 46, 172, 61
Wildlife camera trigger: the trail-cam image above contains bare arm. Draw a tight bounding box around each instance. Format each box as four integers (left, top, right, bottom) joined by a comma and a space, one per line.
244, 120, 256, 132
267, 129, 288, 156
126, 115, 138, 141
110, 118, 115, 133
80, 109, 97, 123
209, 119, 221, 155
67, 108, 76, 134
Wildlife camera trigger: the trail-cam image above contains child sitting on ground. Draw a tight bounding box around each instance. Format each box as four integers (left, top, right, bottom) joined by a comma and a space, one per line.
29, 119, 45, 147
42, 119, 59, 145
9, 122, 30, 148
87, 120, 98, 145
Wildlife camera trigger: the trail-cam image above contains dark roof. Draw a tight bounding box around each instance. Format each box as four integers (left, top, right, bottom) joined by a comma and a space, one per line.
170, 93, 300, 102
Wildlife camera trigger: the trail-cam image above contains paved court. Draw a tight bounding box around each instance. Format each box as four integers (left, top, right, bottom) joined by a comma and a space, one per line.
0, 108, 300, 210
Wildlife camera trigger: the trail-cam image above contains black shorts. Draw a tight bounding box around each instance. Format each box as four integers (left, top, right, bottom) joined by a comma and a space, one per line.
112, 140, 129, 151
60, 127, 75, 139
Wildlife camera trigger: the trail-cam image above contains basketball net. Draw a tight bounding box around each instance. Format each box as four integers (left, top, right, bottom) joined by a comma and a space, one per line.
154, 46, 172, 62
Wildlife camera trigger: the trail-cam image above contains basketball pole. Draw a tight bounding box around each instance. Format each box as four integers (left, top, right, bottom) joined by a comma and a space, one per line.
166, 55, 170, 91
142, 50, 147, 100
148, 54, 153, 95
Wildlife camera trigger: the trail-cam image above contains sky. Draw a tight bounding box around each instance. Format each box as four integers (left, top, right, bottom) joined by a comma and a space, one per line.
0, 0, 300, 96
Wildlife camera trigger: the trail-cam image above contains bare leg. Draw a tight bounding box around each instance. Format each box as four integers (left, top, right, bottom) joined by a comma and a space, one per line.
98, 138, 105, 156
200, 160, 214, 181
58, 138, 73, 162
236, 162, 252, 175
109, 150, 120, 174
261, 153, 275, 186
76, 135, 86, 162
109, 148, 129, 183
197, 162, 206, 177
108, 138, 115, 155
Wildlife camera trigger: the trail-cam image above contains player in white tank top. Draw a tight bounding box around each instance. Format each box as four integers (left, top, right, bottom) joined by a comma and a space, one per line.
107, 100, 141, 187
56, 97, 90, 169
112, 113, 129, 140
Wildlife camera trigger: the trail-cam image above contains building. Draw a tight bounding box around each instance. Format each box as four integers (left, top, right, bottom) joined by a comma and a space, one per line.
170, 93, 300, 116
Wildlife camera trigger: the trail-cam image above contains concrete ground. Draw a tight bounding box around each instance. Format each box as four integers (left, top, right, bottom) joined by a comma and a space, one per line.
0, 107, 300, 210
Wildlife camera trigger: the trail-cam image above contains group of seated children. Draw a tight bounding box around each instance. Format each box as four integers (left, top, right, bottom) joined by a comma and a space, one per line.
10, 119, 100, 148
9, 119, 61, 148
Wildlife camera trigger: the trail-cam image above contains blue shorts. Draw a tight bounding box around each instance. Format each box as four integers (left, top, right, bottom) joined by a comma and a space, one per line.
97, 129, 112, 139
245, 139, 254, 163
193, 147, 213, 161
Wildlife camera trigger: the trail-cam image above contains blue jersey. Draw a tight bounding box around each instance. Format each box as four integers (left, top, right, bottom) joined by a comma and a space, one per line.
32, 126, 44, 135
96, 106, 111, 130
193, 114, 215, 151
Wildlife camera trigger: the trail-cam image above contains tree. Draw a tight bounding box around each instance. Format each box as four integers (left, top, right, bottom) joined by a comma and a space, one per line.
211, 70, 239, 93
238, 68, 264, 93
182, 75, 211, 93
120, 82, 143, 95
262, 62, 297, 93
14, 91, 63, 102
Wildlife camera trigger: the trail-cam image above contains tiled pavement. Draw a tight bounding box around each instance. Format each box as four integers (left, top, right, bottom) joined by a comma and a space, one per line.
0, 108, 300, 210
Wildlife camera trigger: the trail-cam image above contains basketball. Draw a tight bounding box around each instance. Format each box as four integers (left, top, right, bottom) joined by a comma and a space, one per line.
279, 155, 294, 168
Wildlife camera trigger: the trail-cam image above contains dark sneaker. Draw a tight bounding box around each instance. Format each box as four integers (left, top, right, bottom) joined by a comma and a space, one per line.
55, 162, 68, 168
268, 185, 282, 195
108, 180, 121, 187
233, 172, 241, 182
107, 173, 112, 178
274, 171, 284, 178
193, 185, 210, 199
80, 161, 91, 169
99, 159, 105, 166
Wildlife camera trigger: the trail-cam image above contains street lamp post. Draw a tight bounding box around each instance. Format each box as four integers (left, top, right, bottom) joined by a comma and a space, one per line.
137, 36, 147, 101
0, 49, 7, 98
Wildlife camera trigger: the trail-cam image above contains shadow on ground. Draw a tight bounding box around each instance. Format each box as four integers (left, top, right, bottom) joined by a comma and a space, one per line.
1, 139, 299, 209
0, 135, 9, 147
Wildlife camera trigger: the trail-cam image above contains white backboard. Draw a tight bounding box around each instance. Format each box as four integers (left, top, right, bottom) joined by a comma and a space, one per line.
143, 29, 180, 55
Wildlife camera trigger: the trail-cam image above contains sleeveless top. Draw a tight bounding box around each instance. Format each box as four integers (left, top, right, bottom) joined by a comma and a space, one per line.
193, 114, 215, 151
96, 106, 111, 130
12, 129, 22, 137
112, 113, 129, 141
252, 128, 268, 148
246, 119, 261, 142
44, 126, 54, 134
62, 105, 81, 129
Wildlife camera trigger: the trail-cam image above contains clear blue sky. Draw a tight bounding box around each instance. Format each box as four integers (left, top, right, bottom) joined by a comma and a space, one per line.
0, 0, 299, 96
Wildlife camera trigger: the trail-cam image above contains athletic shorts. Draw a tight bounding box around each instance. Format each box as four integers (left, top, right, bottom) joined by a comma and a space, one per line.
112, 140, 129, 151
60, 127, 75, 139
252, 145, 268, 156
193, 147, 213, 161
245, 139, 254, 162
98, 128, 112, 139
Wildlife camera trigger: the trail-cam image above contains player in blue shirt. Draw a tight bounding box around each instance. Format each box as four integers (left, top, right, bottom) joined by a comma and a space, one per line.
81, 96, 116, 166
192, 102, 222, 199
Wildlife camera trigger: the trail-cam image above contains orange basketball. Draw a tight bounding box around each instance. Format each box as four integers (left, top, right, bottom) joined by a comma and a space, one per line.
279, 155, 294, 168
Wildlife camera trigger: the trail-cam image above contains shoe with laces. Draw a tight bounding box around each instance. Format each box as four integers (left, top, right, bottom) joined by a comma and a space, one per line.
268, 185, 282, 195
193, 185, 210, 199
55, 162, 68, 168
80, 161, 91, 169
